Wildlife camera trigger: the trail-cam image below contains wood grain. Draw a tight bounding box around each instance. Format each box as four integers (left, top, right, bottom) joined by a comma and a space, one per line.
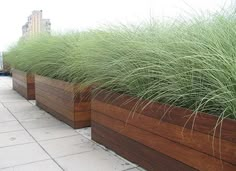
92, 121, 197, 171
12, 69, 35, 100
92, 111, 236, 171
37, 101, 90, 128
35, 75, 91, 128
92, 99, 236, 165
94, 90, 236, 143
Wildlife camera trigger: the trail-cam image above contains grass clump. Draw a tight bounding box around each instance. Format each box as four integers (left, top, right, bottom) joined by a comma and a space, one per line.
4, 8, 236, 120
5, 33, 83, 81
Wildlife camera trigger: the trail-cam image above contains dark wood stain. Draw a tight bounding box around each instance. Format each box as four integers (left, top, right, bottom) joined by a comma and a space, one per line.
94, 90, 236, 143
35, 75, 91, 129
92, 111, 236, 171
91, 90, 236, 170
92, 121, 197, 171
12, 69, 35, 100
92, 99, 236, 165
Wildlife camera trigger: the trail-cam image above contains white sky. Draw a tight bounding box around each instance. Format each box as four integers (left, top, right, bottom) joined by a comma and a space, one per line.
0, 0, 234, 51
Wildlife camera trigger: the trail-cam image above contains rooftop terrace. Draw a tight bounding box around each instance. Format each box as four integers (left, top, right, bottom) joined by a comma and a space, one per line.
0, 76, 144, 171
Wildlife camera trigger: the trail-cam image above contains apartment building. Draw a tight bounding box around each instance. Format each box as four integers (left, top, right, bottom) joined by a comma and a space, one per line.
22, 10, 51, 37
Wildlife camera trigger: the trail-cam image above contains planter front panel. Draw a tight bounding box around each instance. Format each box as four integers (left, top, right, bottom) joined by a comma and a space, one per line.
35, 75, 90, 128
91, 90, 236, 171
12, 69, 35, 100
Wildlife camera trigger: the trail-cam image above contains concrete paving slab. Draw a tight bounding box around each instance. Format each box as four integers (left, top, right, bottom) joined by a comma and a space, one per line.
0, 105, 10, 112
28, 125, 78, 141
0, 77, 146, 171
0, 121, 24, 133
0, 130, 34, 148
39, 135, 99, 158
3, 101, 39, 113
20, 117, 64, 130
12, 110, 52, 121
55, 149, 135, 171
0, 94, 26, 102
76, 127, 91, 140
0, 89, 17, 95
28, 100, 36, 105
1, 160, 62, 171
0, 103, 5, 108
0, 110, 16, 123
0, 143, 50, 169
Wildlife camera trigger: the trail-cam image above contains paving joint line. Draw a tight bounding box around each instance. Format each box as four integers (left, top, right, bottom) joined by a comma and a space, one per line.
0, 129, 25, 134
0, 120, 18, 124
53, 148, 100, 159
55, 148, 102, 159
2, 103, 65, 171
38, 134, 89, 142
0, 142, 35, 149
0, 159, 54, 170
1, 80, 140, 170
123, 167, 142, 171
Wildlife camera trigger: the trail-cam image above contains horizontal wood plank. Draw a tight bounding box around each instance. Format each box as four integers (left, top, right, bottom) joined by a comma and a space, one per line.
12, 69, 35, 100
35, 75, 91, 128
36, 88, 75, 110
75, 102, 91, 112
36, 84, 91, 113
92, 121, 196, 171
92, 99, 236, 165
37, 101, 90, 128
75, 111, 91, 121
13, 81, 28, 98
36, 75, 76, 92
36, 81, 75, 100
94, 90, 236, 143
92, 111, 236, 171
36, 94, 74, 120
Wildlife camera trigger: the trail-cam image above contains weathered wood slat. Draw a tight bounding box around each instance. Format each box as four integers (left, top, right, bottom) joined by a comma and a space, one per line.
75, 102, 91, 112
13, 78, 27, 88
92, 121, 197, 171
36, 94, 75, 120
35, 75, 91, 128
37, 101, 90, 128
36, 81, 91, 102
74, 111, 91, 121
36, 81, 75, 94
94, 90, 236, 143
36, 75, 80, 91
92, 99, 236, 165
92, 111, 236, 171
36, 88, 75, 110
36, 87, 91, 112
12, 69, 35, 100
13, 81, 27, 97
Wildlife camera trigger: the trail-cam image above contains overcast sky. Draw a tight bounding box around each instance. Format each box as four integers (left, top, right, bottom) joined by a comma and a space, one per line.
0, 0, 233, 51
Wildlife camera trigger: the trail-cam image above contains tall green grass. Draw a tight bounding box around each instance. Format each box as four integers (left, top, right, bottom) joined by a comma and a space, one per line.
4, 9, 236, 120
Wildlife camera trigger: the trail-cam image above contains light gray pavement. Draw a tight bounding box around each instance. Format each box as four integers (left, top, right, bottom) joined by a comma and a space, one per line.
0, 76, 145, 171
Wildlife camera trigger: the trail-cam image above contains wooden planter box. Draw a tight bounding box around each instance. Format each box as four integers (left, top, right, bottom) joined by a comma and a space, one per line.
91, 90, 236, 171
12, 69, 35, 100
35, 75, 91, 128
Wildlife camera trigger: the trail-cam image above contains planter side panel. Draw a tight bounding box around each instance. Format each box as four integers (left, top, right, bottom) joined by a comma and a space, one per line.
35, 75, 90, 128
94, 91, 236, 143
91, 90, 236, 171
12, 69, 35, 100
92, 121, 196, 171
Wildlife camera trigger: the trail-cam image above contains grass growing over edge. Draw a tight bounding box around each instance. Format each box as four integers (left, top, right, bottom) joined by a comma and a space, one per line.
4, 9, 236, 122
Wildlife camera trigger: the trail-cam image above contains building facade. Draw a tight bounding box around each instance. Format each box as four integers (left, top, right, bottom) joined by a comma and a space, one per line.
22, 10, 51, 37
